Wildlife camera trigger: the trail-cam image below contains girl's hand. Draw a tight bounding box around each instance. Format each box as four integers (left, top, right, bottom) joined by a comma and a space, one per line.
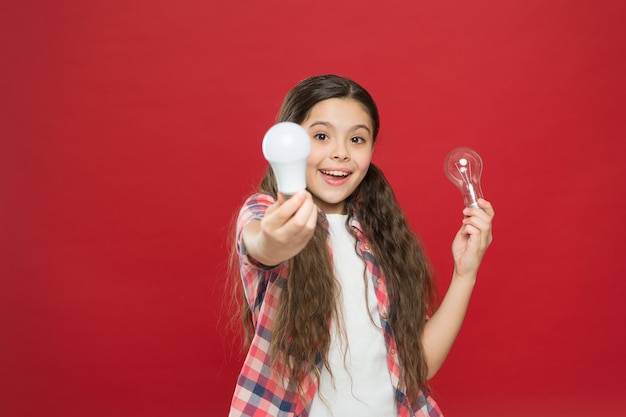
243, 190, 318, 265
451, 198, 495, 281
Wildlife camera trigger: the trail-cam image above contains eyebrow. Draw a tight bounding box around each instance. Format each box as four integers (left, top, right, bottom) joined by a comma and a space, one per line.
307, 121, 372, 135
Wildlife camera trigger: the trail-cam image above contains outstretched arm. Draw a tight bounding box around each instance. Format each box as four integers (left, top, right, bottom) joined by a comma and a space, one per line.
421, 198, 495, 379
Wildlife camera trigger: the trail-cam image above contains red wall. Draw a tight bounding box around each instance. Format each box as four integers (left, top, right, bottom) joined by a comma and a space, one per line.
2, 1, 625, 416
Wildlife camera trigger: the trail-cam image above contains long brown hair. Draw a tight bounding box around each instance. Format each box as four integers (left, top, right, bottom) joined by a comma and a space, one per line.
233, 74, 438, 401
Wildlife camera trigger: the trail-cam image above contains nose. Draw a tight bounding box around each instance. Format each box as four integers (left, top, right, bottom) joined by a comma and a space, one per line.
331, 140, 350, 161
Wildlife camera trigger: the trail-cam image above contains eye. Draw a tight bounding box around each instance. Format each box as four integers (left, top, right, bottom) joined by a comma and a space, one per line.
314, 133, 329, 141
351, 136, 366, 144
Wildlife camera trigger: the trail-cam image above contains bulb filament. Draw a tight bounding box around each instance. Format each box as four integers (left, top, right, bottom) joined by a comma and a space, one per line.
456, 162, 478, 207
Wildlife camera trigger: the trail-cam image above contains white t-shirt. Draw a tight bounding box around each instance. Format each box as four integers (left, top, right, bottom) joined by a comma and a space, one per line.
309, 214, 396, 417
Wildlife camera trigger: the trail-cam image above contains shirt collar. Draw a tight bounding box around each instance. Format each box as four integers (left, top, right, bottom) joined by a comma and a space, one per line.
318, 209, 365, 236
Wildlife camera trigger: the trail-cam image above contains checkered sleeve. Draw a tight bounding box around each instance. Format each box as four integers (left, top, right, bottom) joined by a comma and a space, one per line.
236, 193, 276, 261
230, 193, 304, 416
236, 193, 279, 305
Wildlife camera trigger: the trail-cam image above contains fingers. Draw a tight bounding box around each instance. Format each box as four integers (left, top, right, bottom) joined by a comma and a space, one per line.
265, 190, 311, 225
284, 191, 319, 237
461, 198, 494, 247
451, 198, 495, 278
463, 199, 493, 218
254, 191, 318, 263
263, 190, 318, 238
477, 198, 495, 217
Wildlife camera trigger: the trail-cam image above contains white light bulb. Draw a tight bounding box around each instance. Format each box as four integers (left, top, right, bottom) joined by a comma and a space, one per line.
444, 147, 484, 208
262, 121, 311, 195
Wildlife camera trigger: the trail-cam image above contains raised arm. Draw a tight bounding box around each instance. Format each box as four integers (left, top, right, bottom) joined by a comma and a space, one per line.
421, 198, 495, 379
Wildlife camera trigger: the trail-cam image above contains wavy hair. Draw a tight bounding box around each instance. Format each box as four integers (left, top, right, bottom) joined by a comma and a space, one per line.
233, 74, 438, 401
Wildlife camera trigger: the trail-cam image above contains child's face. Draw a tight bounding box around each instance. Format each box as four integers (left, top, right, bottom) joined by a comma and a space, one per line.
301, 98, 374, 214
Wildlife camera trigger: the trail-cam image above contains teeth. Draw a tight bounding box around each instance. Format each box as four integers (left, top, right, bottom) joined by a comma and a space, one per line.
321, 170, 348, 177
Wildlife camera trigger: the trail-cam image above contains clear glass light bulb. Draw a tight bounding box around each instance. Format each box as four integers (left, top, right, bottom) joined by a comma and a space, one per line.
444, 147, 484, 208
262, 121, 311, 195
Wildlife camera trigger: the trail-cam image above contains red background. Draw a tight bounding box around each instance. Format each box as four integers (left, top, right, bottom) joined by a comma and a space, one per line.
2, 1, 625, 416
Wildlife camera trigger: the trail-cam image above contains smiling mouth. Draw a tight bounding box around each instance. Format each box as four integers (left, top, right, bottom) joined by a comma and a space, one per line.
320, 169, 350, 177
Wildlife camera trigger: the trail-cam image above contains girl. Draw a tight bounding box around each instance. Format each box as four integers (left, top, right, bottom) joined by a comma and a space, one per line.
229, 74, 494, 417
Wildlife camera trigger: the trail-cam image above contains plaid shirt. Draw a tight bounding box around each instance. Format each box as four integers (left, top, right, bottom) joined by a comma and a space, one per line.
229, 193, 442, 417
